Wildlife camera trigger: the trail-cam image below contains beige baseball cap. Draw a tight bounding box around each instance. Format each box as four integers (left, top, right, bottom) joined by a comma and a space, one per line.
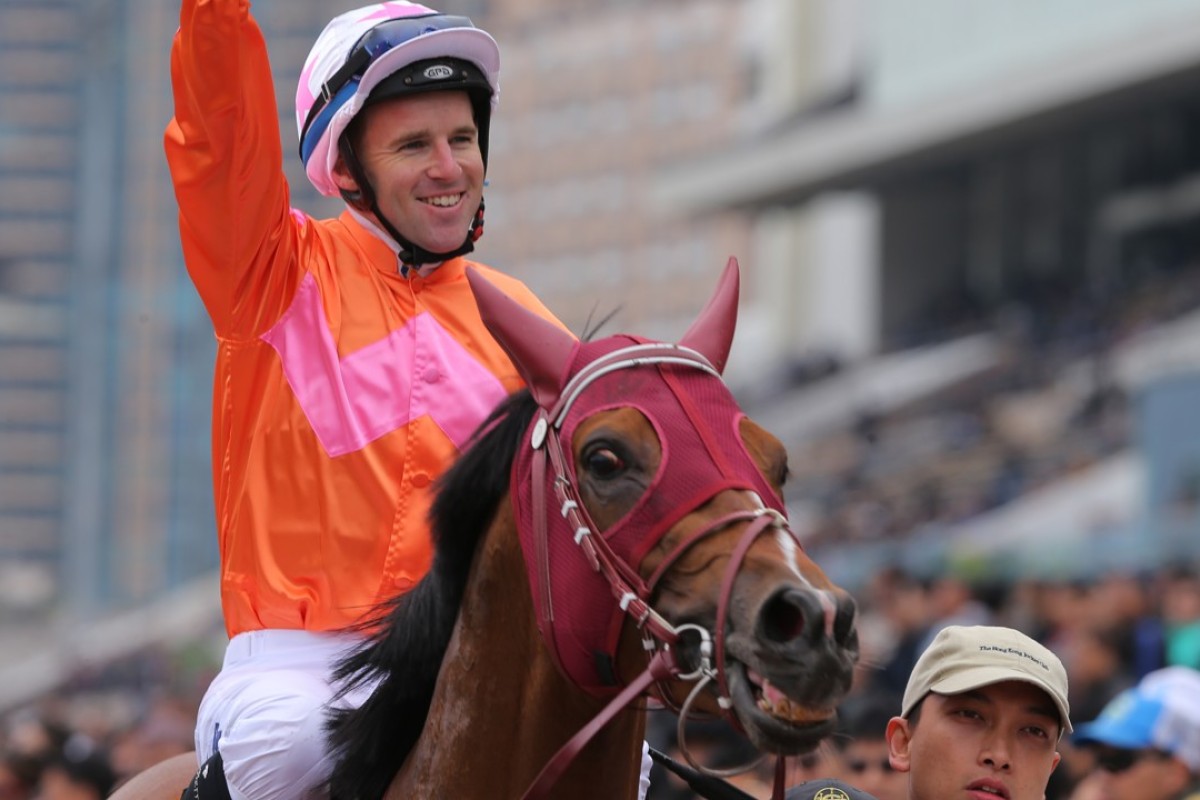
902, 625, 1072, 733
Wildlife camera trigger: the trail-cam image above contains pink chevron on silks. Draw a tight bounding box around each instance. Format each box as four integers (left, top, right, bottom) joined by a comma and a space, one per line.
262, 273, 508, 457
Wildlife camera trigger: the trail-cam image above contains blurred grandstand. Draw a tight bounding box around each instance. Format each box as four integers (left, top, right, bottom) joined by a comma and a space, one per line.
659, 0, 1200, 585
4, 0, 1200, 796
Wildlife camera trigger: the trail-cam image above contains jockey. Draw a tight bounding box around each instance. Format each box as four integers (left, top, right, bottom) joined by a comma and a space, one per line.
163, 2, 652, 798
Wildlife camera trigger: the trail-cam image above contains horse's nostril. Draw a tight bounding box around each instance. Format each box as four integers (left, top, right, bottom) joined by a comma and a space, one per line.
760, 589, 807, 643
834, 594, 858, 646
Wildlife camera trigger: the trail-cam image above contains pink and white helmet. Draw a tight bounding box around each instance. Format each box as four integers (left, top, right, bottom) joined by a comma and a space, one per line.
296, 2, 500, 197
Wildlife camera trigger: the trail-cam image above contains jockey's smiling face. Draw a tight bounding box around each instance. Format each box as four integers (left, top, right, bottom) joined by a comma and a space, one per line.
334, 90, 484, 256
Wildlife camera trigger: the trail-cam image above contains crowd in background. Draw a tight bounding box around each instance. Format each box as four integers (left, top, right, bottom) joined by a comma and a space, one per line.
0, 643, 213, 799
1, 562, 1197, 798
646, 562, 1200, 799
791, 257, 1200, 550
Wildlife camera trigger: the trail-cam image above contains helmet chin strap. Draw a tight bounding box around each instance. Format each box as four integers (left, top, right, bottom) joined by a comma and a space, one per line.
338, 137, 484, 269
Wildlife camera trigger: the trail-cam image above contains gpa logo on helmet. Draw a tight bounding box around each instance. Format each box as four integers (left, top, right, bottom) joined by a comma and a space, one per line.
424, 64, 455, 80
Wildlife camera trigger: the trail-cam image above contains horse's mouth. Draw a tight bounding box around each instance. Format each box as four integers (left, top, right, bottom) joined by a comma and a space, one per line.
726, 661, 837, 752
747, 667, 833, 724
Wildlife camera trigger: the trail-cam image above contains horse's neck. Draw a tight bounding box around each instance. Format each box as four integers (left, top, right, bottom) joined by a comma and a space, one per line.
387, 499, 646, 799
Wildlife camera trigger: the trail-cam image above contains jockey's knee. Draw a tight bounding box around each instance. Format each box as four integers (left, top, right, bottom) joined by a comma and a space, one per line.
218, 681, 338, 800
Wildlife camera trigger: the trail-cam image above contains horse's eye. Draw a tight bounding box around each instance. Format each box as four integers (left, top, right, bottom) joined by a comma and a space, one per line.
582, 447, 625, 479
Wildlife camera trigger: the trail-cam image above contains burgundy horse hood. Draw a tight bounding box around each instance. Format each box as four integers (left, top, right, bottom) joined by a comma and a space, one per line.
467, 259, 785, 696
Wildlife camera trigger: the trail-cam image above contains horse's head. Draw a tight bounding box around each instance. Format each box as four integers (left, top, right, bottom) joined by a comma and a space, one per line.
468, 259, 859, 757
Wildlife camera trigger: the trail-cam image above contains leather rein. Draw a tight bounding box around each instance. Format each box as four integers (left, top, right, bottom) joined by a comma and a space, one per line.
520, 343, 798, 800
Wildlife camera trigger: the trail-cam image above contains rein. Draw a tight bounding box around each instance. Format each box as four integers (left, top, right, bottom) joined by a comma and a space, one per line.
519, 343, 796, 800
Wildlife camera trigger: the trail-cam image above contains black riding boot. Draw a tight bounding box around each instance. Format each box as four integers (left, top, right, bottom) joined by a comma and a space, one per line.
180, 753, 233, 800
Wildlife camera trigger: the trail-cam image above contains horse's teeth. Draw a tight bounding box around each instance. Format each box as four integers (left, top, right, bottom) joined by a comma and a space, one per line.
761, 678, 788, 705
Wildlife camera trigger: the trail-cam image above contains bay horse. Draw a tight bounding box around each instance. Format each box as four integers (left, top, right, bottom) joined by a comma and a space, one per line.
110, 259, 859, 800
323, 260, 859, 799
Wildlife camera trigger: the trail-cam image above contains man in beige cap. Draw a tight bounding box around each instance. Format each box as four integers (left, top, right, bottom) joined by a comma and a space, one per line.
885, 625, 1070, 800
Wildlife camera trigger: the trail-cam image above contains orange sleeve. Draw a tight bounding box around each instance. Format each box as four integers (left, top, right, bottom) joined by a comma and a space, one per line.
163, 0, 303, 339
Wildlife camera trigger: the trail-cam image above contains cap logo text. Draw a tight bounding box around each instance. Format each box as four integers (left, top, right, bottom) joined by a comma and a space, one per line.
424, 64, 455, 80
979, 644, 1050, 671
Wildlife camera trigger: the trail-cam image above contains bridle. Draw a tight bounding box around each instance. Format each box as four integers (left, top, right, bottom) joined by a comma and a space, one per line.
519, 342, 822, 800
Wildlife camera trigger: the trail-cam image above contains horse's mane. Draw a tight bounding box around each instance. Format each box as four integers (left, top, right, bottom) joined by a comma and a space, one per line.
325, 389, 538, 800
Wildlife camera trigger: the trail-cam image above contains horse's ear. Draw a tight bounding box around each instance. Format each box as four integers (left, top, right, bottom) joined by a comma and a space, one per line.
467, 268, 577, 408
678, 257, 740, 375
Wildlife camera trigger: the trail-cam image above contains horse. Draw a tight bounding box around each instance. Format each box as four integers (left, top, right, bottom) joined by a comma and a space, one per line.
110, 258, 859, 800
323, 259, 859, 799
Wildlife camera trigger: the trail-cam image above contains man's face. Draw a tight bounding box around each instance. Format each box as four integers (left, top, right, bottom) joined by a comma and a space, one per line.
841, 738, 907, 800
886, 680, 1062, 800
336, 90, 484, 255
1085, 747, 1189, 800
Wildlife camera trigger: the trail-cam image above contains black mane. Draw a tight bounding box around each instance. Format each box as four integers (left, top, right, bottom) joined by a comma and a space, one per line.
325, 389, 538, 800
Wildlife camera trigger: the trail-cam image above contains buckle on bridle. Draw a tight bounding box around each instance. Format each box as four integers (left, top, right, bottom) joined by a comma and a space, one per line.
669, 623, 715, 682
